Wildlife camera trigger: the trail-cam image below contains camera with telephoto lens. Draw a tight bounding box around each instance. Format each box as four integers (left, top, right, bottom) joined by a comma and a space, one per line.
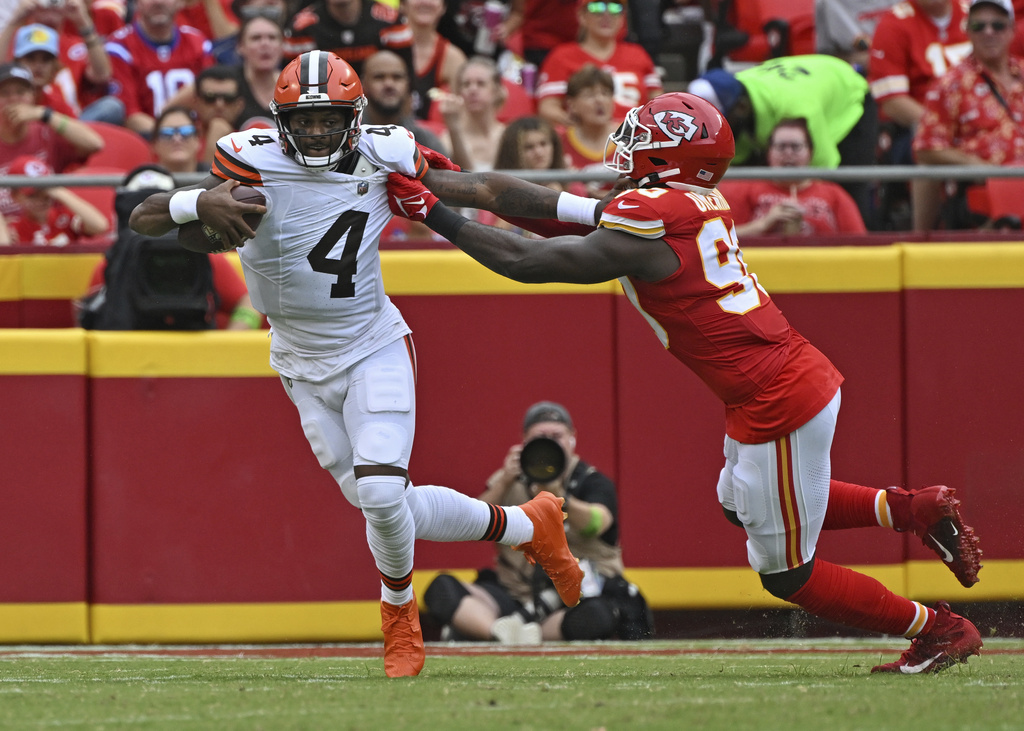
519, 436, 566, 484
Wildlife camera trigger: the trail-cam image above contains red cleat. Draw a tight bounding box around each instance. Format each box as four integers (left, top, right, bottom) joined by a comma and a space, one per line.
872, 601, 982, 674
886, 485, 982, 587
514, 491, 584, 607
381, 596, 425, 678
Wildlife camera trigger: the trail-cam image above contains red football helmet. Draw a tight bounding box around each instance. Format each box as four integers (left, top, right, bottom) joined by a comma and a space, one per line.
271, 50, 366, 171
604, 92, 735, 189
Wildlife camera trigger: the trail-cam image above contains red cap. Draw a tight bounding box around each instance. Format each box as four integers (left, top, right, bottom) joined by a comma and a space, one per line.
8, 155, 51, 197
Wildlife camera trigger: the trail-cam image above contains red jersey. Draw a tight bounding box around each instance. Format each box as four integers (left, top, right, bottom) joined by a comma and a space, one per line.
914, 54, 1024, 165
559, 125, 615, 196
599, 185, 843, 443
868, 0, 972, 106
537, 42, 662, 123
0, 125, 86, 216
176, 0, 238, 41
717, 179, 867, 235
8, 203, 81, 246
106, 22, 214, 118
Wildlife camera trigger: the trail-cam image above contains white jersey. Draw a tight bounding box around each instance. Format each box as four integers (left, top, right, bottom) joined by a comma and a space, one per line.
212, 125, 427, 381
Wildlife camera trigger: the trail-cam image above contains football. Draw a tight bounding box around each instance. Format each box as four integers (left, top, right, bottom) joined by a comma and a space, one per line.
177, 185, 266, 253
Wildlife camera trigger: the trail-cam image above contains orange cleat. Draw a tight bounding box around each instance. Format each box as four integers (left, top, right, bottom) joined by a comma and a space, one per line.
381, 595, 425, 678
514, 491, 584, 607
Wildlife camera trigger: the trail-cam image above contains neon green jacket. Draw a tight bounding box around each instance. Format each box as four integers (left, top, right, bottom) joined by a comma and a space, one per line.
735, 55, 869, 168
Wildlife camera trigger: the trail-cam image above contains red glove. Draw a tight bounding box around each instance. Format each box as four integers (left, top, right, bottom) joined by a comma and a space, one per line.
387, 172, 440, 221
416, 142, 461, 172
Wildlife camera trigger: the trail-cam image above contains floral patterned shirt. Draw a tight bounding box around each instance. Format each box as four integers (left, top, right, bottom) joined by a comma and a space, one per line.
914, 54, 1024, 165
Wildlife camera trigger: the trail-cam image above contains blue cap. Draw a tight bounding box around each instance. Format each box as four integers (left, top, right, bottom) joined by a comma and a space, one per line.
14, 24, 60, 59
687, 69, 744, 114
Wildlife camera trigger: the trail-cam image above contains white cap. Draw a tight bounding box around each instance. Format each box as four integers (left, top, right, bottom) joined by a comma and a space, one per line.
969, 0, 1014, 21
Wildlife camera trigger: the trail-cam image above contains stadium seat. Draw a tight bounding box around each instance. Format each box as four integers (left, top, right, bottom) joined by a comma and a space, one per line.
498, 78, 536, 122
84, 122, 153, 172
719, 0, 815, 64
427, 78, 537, 126
66, 165, 122, 245
985, 176, 1024, 220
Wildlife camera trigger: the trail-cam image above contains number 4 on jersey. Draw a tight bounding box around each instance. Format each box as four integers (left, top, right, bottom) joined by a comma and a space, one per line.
307, 210, 368, 298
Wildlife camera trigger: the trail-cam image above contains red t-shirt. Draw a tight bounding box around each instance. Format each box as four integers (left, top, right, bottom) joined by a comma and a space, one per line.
599, 185, 843, 443
176, 0, 238, 41
537, 42, 662, 122
717, 179, 867, 235
106, 22, 214, 118
868, 0, 972, 107
7, 203, 80, 246
0, 124, 86, 216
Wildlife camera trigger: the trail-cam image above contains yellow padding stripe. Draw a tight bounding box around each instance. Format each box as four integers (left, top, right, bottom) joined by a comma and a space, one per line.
88, 331, 276, 377
742, 245, 902, 293
20, 253, 103, 298
903, 242, 1024, 289
91, 602, 384, 644
4, 559, 1021, 643
0, 329, 88, 375
0, 256, 20, 301
0, 602, 88, 643
905, 558, 1022, 602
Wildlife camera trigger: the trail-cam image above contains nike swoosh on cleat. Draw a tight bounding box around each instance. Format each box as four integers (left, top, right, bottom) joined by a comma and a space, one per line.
950, 524, 959, 537
900, 655, 940, 673
929, 534, 955, 563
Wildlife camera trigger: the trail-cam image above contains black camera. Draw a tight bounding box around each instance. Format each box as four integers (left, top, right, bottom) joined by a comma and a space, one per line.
519, 436, 566, 483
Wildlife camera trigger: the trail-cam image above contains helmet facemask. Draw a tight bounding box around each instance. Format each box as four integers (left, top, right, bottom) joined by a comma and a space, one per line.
604, 106, 645, 175
273, 100, 365, 171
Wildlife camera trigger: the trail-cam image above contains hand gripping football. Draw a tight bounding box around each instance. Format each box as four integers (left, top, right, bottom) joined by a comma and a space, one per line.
177, 185, 266, 253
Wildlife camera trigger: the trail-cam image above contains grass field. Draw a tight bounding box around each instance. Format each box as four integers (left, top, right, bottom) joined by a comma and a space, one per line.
0, 639, 1021, 730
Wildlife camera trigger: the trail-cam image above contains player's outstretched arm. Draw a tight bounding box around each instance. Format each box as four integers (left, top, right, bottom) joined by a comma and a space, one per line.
388, 173, 677, 284
129, 177, 266, 249
422, 168, 600, 227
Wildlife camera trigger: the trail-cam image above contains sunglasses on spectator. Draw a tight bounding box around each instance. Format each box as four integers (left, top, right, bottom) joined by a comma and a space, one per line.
968, 20, 1010, 32
199, 92, 241, 104
586, 2, 624, 14
156, 124, 198, 139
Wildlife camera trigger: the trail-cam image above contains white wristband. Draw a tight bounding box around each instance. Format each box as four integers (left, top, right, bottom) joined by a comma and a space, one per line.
556, 191, 599, 225
169, 189, 203, 224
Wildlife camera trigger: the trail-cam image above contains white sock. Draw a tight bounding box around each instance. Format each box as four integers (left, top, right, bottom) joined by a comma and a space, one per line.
358, 475, 415, 606
406, 484, 533, 545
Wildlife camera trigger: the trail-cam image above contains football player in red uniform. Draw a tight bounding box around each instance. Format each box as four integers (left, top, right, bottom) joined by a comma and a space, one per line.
387, 92, 986, 675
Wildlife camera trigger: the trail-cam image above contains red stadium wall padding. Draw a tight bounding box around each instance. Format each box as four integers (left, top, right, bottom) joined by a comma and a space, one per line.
0, 375, 89, 601
397, 293, 619, 571
903, 288, 1023, 562
89, 375, 380, 604
0, 331, 88, 604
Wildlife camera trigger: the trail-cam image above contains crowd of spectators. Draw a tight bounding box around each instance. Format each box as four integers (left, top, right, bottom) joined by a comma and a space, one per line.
2, 0, 1024, 253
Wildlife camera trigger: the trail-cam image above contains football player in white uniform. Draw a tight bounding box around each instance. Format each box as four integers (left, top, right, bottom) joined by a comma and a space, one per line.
129, 50, 591, 678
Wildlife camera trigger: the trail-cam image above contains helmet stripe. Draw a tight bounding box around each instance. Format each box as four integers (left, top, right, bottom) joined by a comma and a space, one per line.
300, 50, 330, 95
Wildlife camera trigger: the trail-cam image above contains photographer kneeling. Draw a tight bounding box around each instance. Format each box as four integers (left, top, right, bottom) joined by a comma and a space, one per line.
424, 402, 653, 644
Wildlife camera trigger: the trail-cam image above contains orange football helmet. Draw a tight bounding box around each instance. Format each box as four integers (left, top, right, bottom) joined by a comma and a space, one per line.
271, 50, 366, 170
605, 92, 735, 189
